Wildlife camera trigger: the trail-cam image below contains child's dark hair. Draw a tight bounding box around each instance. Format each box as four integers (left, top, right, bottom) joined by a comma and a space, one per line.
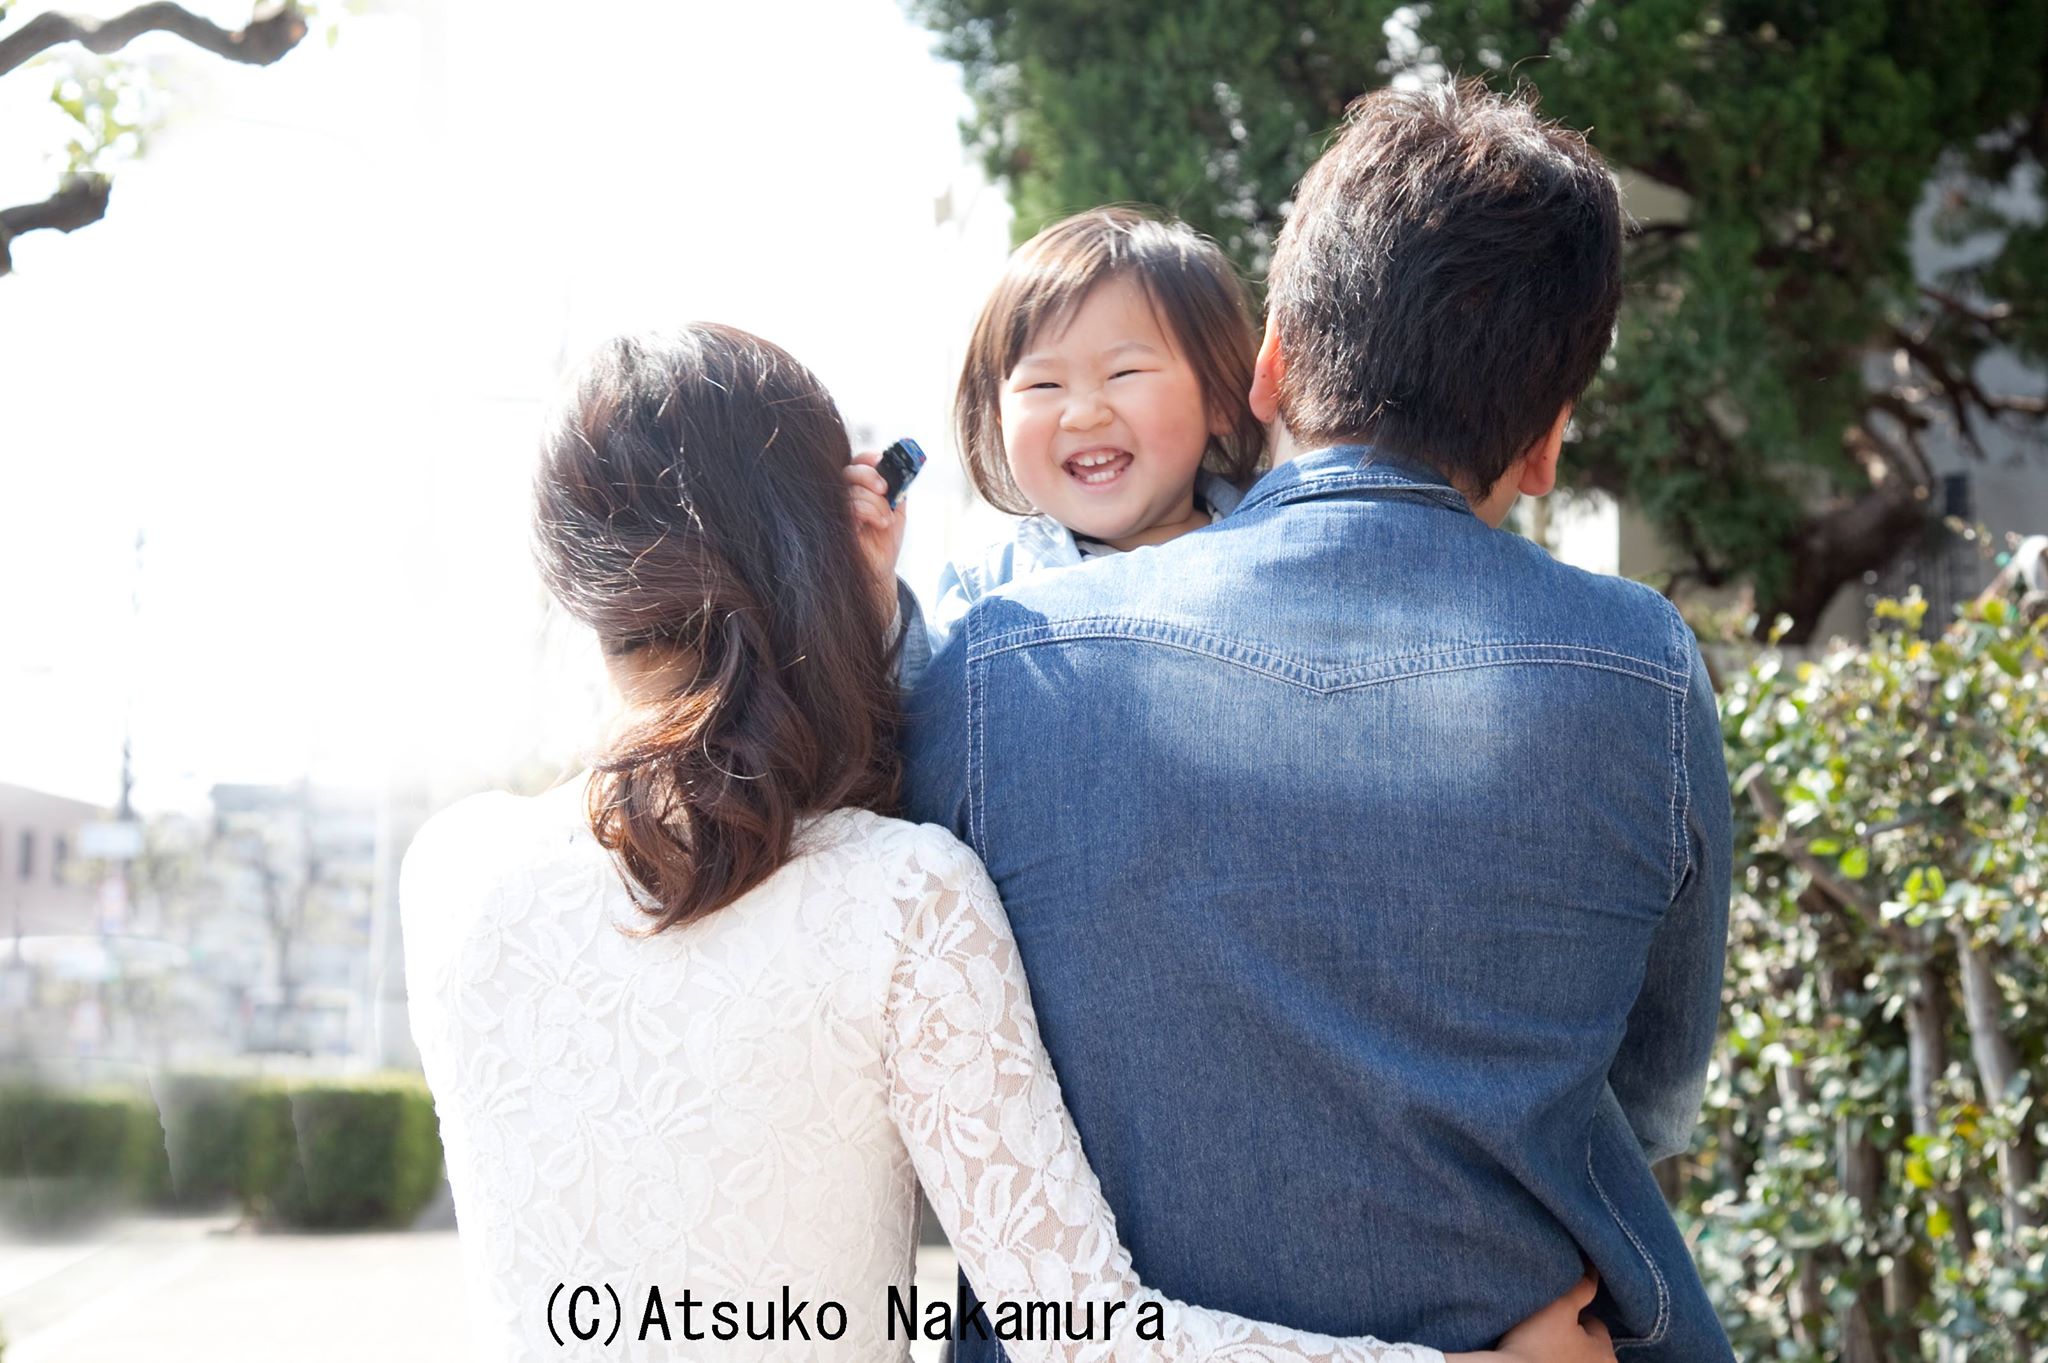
1268, 80, 1623, 493
954, 206, 1265, 515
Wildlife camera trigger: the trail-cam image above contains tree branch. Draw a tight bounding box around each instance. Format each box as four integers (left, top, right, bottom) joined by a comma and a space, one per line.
1953, 926, 2042, 1233
1891, 324, 2048, 451
0, 173, 111, 277
0, 2, 307, 81
1744, 777, 1889, 922
1918, 284, 2013, 331
1771, 480, 1933, 643
1856, 401, 1934, 492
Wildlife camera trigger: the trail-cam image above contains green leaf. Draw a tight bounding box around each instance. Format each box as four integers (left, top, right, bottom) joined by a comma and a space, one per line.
1839, 846, 1870, 880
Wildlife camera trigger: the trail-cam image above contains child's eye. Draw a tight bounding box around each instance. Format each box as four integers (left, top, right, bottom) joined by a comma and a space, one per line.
1110, 369, 1147, 380
1024, 381, 1061, 391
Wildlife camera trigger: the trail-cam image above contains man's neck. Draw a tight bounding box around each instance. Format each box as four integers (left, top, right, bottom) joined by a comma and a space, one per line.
1264, 418, 1313, 466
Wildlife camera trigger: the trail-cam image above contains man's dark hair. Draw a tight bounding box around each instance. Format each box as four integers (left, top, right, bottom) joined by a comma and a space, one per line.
1268, 79, 1624, 493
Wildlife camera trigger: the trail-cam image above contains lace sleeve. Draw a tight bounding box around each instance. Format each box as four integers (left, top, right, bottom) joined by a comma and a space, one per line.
881, 834, 1448, 1363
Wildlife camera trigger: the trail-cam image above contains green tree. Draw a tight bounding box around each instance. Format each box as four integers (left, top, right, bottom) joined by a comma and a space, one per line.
1697, 562, 2047, 1362
911, 1, 2048, 640
0, 1, 313, 277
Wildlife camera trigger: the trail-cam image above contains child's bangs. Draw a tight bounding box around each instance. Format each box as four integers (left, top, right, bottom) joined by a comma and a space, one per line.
998, 251, 1134, 374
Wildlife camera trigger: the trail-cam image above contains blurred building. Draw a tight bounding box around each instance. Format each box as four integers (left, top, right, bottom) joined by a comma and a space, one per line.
0, 776, 437, 1073
204, 782, 383, 1059
0, 781, 111, 1063
0, 781, 101, 941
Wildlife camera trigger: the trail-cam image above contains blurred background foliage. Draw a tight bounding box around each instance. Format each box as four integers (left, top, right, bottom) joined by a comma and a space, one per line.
1679, 557, 2046, 1361
0, 1073, 442, 1232
910, 0, 2048, 642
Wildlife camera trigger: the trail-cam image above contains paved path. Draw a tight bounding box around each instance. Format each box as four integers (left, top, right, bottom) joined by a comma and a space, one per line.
0, 1213, 957, 1361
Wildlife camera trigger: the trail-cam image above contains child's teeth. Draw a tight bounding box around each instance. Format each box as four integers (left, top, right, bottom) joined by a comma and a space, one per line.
1067, 450, 1128, 482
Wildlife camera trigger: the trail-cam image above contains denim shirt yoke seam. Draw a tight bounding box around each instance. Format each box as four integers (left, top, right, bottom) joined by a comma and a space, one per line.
969, 617, 1691, 680
966, 616, 1692, 695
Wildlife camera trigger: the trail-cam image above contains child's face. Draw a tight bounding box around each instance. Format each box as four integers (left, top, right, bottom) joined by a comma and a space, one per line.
1000, 276, 1222, 550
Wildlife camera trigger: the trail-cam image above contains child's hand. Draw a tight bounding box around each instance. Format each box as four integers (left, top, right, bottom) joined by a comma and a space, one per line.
1447, 1275, 1614, 1363
845, 450, 908, 619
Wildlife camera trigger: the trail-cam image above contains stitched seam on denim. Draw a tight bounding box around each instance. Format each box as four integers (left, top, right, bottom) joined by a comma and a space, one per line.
971, 617, 1681, 674
970, 630, 1689, 697
1674, 657, 1693, 906
968, 617, 1691, 687
988, 639, 1682, 695
1588, 1145, 1671, 1346
967, 621, 986, 855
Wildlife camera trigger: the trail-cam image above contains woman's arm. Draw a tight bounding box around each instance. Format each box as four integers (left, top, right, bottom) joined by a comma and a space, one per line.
880, 830, 1448, 1363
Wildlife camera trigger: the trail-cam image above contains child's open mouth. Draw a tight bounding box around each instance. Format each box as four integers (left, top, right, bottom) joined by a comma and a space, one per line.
1063, 448, 1133, 487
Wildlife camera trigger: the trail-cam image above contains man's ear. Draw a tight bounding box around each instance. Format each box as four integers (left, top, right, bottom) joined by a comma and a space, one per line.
1517, 403, 1571, 498
1249, 316, 1286, 424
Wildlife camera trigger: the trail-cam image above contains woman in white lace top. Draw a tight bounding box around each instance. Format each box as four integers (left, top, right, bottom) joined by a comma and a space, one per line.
401, 325, 1614, 1363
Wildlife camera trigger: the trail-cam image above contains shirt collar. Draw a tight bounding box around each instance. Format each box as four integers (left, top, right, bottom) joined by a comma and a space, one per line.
1237, 444, 1474, 517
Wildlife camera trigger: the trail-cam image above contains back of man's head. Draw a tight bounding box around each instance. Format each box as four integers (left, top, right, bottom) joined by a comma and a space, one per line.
1267, 79, 1623, 492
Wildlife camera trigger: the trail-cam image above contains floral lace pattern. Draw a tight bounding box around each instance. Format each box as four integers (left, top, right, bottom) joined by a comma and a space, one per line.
402, 782, 1442, 1362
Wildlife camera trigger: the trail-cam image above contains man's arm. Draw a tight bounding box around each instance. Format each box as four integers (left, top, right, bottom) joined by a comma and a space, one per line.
901, 618, 972, 841
1610, 646, 1733, 1165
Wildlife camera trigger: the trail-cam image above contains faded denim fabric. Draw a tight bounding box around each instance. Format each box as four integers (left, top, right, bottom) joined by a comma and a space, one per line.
903, 446, 1734, 1361
898, 471, 1248, 691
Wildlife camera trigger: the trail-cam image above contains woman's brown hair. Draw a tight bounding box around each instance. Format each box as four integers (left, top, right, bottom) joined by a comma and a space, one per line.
954, 206, 1266, 515
533, 324, 900, 932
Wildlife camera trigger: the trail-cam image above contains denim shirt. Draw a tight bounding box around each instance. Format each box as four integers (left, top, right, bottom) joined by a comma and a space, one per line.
896, 471, 1246, 690
903, 446, 1734, 1361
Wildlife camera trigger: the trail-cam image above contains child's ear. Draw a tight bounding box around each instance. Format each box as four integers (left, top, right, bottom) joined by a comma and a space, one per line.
1248, 317, 1286, 424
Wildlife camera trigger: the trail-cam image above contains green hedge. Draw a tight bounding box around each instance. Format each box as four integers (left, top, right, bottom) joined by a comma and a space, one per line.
0, 1072, 443, 1232
240, 1078, 444, 1228
1678, 589, 2047, 1363
155, 1072, 255, 1208
0, 1085, 168, 1228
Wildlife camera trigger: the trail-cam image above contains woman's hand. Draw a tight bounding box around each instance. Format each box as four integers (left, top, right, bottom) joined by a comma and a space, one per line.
844, 450, 908, 621
1446, 1276, 1615, 1363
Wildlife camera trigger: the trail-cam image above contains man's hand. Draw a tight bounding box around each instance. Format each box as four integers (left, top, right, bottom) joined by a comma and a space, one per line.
845, 450, 908, 621
1447, 1275, 1615, 1363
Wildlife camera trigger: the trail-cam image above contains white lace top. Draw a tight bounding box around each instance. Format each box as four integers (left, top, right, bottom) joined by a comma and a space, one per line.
401, 778, 1443, 1363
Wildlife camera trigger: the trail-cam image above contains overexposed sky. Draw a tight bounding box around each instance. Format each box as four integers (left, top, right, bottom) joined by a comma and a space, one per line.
0, 0, 1012, 810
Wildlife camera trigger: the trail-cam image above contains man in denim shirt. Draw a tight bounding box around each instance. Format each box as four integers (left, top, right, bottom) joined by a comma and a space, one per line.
906, 81, 1733, 1361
